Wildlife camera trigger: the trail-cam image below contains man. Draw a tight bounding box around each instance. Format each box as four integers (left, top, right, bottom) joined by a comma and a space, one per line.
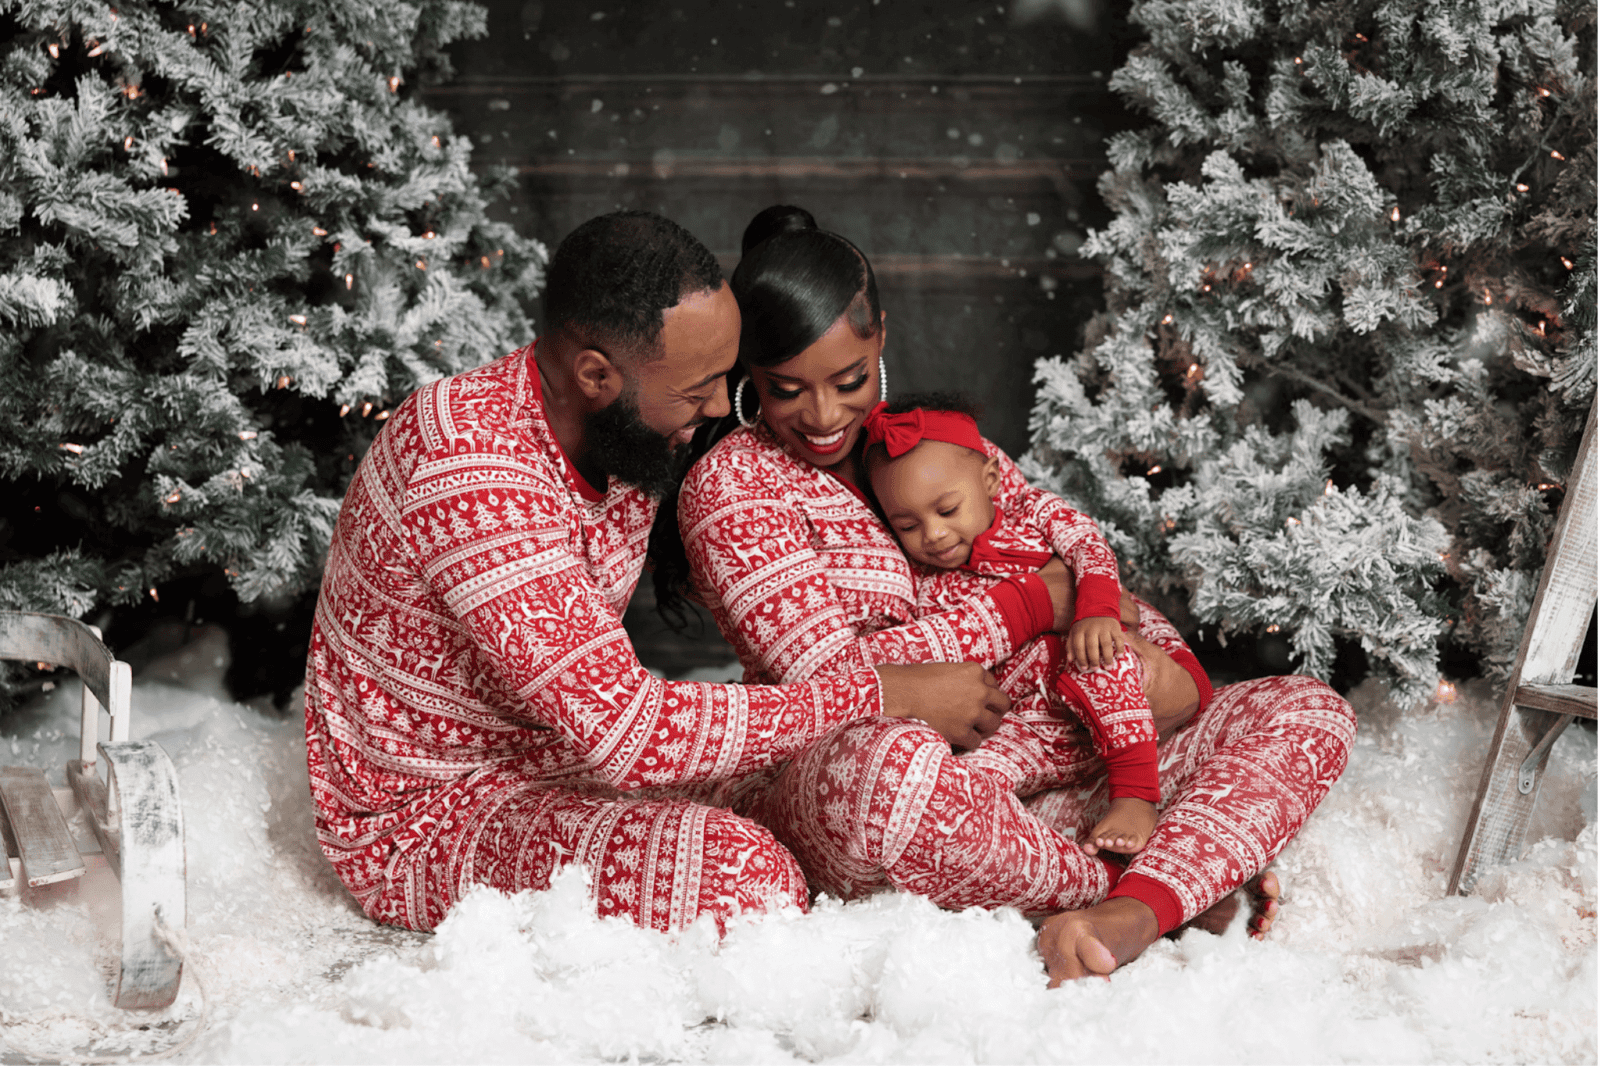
304, 212, 1011, 933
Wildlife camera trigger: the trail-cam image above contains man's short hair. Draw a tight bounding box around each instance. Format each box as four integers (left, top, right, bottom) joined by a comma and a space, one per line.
543, 211, 723, 361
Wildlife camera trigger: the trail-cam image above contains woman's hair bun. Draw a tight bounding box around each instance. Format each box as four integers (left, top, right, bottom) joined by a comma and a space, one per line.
741, 204, 817, 255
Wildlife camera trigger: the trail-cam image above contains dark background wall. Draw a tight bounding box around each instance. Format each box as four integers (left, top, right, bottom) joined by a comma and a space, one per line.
424, 0, 1136, 459
413, 0, 1137, 673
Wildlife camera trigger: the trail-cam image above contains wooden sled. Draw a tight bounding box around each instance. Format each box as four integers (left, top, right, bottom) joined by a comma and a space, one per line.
0, 611, 187, 1010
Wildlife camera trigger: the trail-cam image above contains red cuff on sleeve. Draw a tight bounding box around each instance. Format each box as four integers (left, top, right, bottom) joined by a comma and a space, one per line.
1072, 573, 1123, 624
1099, 855, 1124, 889
1106, 872, 1185, 936
988, 573, 1053, 646
1101, 738, 1160, 802
1166, 647, 1214, 713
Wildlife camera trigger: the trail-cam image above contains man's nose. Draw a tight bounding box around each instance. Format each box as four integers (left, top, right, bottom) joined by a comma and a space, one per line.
704, 378, 731, 420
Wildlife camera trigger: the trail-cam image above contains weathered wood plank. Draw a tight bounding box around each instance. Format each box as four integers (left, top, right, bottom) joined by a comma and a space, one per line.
103, 741, 187, 1010
1, 803, 17, 890
0, 766, 86, 887
68, 760, 121, 877
1451, 400, 1598, 895
1520, 401, 1598, 686
0, 612, 118, 719
1514, 683, 1598, 719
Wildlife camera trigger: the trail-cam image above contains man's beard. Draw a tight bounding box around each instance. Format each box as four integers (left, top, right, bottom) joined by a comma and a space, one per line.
584, 389, 695, 500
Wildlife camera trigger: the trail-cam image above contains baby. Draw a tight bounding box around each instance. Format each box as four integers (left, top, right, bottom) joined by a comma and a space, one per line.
862, 397, 1179, 855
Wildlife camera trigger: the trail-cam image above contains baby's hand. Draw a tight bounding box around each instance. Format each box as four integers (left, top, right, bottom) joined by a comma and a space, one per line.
1067, 616, 1125, 669
1081, 797, 1158, 856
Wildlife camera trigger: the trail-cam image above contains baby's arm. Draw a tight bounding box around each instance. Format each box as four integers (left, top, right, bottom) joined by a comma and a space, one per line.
1016, 489, 1126, 668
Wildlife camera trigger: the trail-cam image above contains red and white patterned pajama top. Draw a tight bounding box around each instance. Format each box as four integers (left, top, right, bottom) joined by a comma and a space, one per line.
304, 345, 886, 934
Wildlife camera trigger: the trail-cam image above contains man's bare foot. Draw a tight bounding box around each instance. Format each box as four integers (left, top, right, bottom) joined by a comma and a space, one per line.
1176, 870, 1282, 939
1036, 897, 1160, 985
1082, 797, 1158, 856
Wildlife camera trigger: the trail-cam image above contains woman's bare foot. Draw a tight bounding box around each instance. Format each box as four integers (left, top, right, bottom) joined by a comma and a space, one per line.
1178, 870, 1282, 938
1083, 797, 1158, 856
1036, 897, 1160, 985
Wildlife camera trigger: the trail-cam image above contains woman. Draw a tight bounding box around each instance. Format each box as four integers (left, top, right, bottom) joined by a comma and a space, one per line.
655, 206, 1356, 979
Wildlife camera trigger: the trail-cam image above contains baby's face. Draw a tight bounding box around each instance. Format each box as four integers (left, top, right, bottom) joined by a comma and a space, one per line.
870, 440, 999, 569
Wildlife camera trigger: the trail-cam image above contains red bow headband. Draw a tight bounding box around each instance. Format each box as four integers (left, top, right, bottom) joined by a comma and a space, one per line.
862, 402, 985, 459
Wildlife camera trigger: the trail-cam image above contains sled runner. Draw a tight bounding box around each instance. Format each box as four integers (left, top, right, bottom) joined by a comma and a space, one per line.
0, 611, 187, 1010
1451, 400, 1598, 895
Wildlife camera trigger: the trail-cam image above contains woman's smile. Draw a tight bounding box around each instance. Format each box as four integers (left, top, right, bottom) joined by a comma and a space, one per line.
800, 426, 849, 453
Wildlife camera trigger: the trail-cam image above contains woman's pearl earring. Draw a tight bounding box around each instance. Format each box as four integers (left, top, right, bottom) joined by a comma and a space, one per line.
734, 377, 758, 430
878, 355, 888, 402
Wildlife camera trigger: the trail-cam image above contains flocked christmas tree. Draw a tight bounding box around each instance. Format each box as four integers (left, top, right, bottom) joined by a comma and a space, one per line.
1023, 0, 1595, 706
0, 0, 545, 701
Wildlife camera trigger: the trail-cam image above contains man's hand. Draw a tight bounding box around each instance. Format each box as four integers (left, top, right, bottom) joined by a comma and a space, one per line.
1066, 616, 1125, 669
1036, 557, 1078, 632
1124, 631, 1201, 739
875, 662, 1011, 749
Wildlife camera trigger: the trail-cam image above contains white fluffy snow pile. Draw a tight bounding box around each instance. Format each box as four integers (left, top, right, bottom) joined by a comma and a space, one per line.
2, 630, 1594, 1064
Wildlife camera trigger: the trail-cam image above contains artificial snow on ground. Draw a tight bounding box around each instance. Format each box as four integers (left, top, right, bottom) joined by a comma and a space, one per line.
1, 629, 1594, 1064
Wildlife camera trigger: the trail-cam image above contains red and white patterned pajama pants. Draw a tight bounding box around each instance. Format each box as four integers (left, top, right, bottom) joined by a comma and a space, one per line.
417, 674, 1352, 935
391, 771, 807, 934
744, 673, 1356, 931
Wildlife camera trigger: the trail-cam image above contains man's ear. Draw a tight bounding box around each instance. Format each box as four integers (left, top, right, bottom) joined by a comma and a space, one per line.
573, 347, 624, 406
982, 455, 1001, 498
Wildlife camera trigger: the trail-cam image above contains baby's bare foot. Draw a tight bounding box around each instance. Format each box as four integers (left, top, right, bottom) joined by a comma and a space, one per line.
1083, 797, 1158, 856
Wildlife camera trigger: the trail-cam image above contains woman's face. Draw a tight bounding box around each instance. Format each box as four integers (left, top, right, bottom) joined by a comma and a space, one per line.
750, 314, 885, 469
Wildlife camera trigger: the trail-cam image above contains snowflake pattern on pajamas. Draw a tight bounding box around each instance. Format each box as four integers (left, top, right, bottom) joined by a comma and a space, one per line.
682, 426, 1355, 928
914, 488, 1159, 796
677, 423, 1034, 685
305, 345, 879, 932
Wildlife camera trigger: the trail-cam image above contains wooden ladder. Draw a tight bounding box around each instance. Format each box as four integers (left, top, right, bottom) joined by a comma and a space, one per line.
1449, 399, 1598, 895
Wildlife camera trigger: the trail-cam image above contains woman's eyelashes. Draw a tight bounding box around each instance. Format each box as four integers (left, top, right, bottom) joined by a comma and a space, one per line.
762, 372, 868, 401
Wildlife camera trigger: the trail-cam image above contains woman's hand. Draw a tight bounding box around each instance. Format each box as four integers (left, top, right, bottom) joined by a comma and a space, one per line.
1124, 630, 1200, 739
1036, 557, 1078, 632
874, 662, 1011, 750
